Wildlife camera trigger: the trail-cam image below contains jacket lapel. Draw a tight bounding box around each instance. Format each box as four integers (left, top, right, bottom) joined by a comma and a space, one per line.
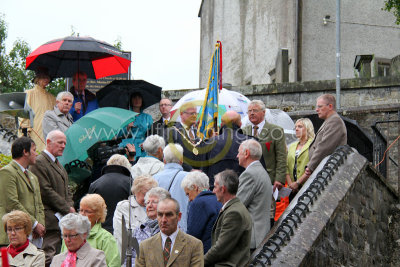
11, 161, 34, 192
167, 230, 186, 267
153, 233, 165, 266
42, 152, 66, 179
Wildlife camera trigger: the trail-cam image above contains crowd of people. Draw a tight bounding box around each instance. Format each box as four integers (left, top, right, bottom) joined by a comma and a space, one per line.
0, 67, 348, 267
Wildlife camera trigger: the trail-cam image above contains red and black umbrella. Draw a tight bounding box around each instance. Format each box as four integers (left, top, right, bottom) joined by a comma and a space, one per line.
26, 36, 131, 79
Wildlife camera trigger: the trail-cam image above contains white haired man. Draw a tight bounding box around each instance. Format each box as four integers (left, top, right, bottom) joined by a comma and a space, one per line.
42, 91, 74, 139
237, 139, 272, 252
30, 130, 75, 266
131, 135, 165, 178
153, 144, 189, 232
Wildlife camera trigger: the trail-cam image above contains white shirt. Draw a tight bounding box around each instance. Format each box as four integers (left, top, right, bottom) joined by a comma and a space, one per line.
251, 120, 266, 136
161, 228, 179, 250
43, 150, 56, 162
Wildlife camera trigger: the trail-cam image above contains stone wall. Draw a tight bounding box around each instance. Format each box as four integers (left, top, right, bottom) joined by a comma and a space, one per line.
300, 166, 398, 266
254, 149, 399, 266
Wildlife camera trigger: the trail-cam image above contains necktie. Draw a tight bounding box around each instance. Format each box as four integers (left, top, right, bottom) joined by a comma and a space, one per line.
164, 119, 169, 126
80, 94, 86, 114
253, 125, 259, 137
188, 128, 195, 140
163, 237, 172, 266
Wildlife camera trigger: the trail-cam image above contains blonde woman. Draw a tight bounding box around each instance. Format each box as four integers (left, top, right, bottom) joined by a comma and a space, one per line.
287, 118, 315, 194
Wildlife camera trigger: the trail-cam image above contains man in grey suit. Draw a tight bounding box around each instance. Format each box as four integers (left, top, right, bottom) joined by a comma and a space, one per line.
42, 91, 74, 139
30, 130, 75, 266
293, 94, 347, 191
205, 169, 252, 267
237, 139, 272, 251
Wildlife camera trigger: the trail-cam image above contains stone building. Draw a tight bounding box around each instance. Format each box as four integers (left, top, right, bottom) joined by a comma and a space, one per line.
198, 0, 400, 87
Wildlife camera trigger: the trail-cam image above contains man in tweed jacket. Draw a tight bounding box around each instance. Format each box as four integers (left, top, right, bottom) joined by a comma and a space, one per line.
136, 198, 203, 267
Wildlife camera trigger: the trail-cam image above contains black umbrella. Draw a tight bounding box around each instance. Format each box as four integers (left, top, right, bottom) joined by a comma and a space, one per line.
26, 36, 131, 79
96, 80, 162, 110
306, 114, 373, 162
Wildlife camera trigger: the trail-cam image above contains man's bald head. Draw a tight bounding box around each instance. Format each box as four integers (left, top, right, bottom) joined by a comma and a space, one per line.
221, 110, 242, 128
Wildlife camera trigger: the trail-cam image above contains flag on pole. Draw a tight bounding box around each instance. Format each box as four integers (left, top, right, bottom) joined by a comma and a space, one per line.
197, 41, 222, 140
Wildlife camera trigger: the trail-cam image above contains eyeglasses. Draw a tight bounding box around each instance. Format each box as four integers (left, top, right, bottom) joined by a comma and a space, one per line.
160, 104, 171, 107
316, 104, 329, 109
145, 200, 159, 206
62, 233, 80, 240
78, 209, 95, 215
247, 109, 262, 114
6, 227, 24, 233
183, 111, 197, 116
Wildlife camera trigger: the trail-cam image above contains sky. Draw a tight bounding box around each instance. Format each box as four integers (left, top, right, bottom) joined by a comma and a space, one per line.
2, 0, 202, 90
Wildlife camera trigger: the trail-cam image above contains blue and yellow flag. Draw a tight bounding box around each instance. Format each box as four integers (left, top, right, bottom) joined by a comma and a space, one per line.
197, 42, 222, 140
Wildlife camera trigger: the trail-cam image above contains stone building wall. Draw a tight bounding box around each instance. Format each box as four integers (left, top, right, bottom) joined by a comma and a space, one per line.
299, 165, 399, 266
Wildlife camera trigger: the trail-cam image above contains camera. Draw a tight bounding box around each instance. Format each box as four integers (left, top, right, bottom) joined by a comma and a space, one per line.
88, 139, 126, 165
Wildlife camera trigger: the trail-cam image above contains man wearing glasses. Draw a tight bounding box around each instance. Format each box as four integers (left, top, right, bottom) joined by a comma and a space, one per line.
164, 102, 202, 170
151, 98, 173, 137
242, 100, 287, 226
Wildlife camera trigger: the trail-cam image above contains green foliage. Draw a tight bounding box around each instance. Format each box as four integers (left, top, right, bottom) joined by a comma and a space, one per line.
113, 37, 122, 50
0, 153, 12, 169
383, 0, 400, 24
0, 14, 64, 95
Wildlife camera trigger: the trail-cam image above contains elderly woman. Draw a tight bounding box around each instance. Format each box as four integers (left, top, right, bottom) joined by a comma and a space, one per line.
88, 154, 132, 234
0, 210, 45, 266
113, 175, 158, 254
60, 194, 120, 267
181, 171, 222, 253
131, 135, 165, 178
287, 118, 315, 194
50, 213, 106, 267
125, 187, 171, 267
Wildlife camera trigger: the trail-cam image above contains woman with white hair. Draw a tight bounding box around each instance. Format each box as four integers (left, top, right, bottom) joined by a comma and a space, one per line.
181, 171, 222, 253
60, 194, 120, 267
50, 213, 106, 267
113, 175, 158, 255
131, 135, 165, 178
88, 154, 132, 233
125, 187, 171, 266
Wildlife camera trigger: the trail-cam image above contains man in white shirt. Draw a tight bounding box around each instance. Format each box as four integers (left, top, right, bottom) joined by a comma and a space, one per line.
30, 130, 75, 266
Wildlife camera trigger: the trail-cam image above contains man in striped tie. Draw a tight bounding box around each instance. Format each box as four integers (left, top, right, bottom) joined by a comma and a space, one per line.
135, 198, 204, 267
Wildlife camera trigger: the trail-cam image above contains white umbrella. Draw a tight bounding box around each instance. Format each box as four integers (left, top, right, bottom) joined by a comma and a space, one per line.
170, 88, 251, 123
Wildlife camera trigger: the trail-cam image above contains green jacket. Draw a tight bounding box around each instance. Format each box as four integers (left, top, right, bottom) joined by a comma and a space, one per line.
61, 223, 120, 267
243, 122, 287, 184
286, 139, 313, 182
0, 161, 45, 244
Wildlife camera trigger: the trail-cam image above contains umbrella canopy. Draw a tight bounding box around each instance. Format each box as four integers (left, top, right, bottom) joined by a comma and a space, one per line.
170, 88, 251, 124
96, 80, 162, 110
58, 107, 137, 165
26, 36, 131, 79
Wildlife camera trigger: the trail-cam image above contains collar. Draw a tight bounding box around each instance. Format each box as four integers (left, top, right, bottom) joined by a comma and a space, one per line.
13, 160, 27, 173
245, 160, 259, 170
221, 198, 234, 211
251, 120, 265, 131
162, 117, 170, 122
89, 223, 102, 237
43, 150, 56, 162
164, 163, 184, 170
160, 228, 179, 250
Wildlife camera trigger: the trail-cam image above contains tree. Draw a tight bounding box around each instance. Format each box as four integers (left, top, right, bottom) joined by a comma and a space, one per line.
383, 0, 400, 25
0, 14, 65, 95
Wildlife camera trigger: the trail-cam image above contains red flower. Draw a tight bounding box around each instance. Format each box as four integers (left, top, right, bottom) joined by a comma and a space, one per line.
265, 141, 271, 151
